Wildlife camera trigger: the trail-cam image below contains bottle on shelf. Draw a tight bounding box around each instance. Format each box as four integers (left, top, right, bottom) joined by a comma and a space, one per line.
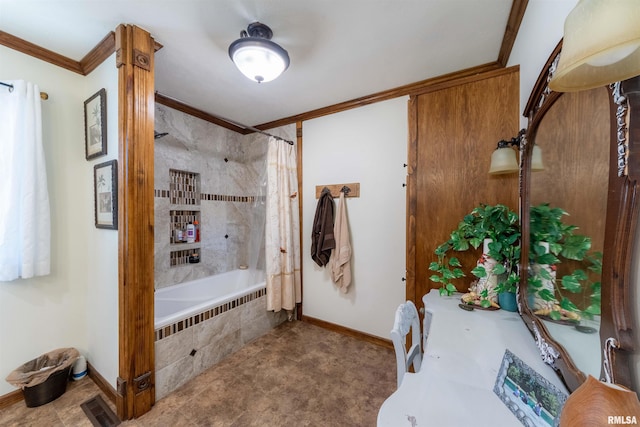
186, 222, 196, 243
193, 220, 200, 242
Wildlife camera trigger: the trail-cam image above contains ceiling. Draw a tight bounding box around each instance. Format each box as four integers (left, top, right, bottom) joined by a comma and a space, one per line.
0, 0, 518, 127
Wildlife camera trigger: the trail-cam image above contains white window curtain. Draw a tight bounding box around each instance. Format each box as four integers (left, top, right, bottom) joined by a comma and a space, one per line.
265, 136, 301, 312
0, 80, 50, 281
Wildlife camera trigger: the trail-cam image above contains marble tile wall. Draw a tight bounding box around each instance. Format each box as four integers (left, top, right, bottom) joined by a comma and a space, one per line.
154, 104, 286, 289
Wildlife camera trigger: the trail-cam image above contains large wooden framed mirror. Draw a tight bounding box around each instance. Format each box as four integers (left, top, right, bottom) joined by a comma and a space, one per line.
519, 41, 639, 393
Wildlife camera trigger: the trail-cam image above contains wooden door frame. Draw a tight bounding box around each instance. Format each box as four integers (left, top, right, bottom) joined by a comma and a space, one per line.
115, 24, 156, 420
406, 96, 418, 307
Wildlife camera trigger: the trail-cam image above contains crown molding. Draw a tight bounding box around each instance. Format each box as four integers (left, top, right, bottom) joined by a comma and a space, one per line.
0, 30, 161, 75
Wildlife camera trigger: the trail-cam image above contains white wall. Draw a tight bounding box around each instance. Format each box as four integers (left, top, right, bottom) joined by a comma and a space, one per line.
0, 47, 119, 396
83, 54, 119, 391
302, 97, 408, 338
508, 0, 578, 128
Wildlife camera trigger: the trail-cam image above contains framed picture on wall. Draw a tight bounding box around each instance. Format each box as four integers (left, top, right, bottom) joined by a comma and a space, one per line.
84, 88, 107, 160
94, 159, 118, 229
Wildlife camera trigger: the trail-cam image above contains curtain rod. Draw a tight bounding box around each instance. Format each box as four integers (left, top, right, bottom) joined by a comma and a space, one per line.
235, 122, 294, 145
0, 81, 49, 100
196, 110, 294, 145
157, 92, 293, 145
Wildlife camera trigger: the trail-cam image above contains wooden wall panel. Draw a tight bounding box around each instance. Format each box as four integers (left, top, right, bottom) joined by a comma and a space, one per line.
409, 68, 520, 304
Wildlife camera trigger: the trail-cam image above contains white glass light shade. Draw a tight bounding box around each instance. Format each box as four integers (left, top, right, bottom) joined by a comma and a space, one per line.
489, 147, 519, 174
229, 39, 290, 83
549, 0, 640, 92
531, 145, 544, 171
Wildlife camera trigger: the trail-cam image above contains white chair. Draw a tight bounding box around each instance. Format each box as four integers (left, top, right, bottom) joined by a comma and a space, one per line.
391, 300, 423, 388
423, 309, 433, 353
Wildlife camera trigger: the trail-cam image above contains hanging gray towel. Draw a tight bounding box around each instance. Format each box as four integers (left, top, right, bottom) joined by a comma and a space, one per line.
311, 187, 335, 267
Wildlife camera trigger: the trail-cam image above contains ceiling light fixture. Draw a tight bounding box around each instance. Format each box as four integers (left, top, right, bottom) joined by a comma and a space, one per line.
549, 0, 640, 92
228, 22, 290, 83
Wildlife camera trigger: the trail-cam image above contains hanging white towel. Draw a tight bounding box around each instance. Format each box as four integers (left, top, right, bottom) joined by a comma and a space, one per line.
0, 80, 50, 281
330, 191, 352, 292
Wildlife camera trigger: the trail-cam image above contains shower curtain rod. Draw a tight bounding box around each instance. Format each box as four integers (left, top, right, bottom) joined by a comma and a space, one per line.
241, 123, 294, 145
0, 81, 49, 100
156, 92, 293, 145
203, 111, 294, 145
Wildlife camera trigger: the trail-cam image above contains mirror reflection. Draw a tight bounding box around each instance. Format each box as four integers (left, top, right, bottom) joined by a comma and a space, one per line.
527, 85, 610, 379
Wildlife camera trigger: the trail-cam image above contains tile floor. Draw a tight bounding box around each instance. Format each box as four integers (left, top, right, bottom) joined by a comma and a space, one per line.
0, 371, 116, 426
0, 320, 396, 426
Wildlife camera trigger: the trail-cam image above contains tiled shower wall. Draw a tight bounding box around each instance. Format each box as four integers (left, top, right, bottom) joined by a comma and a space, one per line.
154, 103, 295, 289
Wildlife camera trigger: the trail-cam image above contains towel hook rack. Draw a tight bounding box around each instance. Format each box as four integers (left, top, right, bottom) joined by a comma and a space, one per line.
315, 183, 360, 198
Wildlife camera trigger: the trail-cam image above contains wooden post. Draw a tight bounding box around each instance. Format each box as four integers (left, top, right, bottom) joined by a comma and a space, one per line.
115, 24, 155, 419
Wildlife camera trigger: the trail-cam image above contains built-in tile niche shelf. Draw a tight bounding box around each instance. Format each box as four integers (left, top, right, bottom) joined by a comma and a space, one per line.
169, 169, 201, 267
169, 210, 201, 245
170, 169, 200, 206
170, 248, 201, 267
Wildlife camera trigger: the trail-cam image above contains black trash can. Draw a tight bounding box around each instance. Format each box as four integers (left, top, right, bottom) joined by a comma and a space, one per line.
5, 348, 79, 408
22, 365, 72, 407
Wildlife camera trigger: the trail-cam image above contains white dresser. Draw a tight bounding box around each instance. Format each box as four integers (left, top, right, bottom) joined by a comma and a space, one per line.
377, 290, 568, 427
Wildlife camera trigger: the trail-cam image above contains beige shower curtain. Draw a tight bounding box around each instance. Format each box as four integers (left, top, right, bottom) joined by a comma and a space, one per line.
265, 136, 301, 312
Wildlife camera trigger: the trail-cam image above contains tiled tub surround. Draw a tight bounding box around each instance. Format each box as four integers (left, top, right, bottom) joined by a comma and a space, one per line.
154, 280, 287, 400
154, 103, 294, 290
156, 186, 265, 285
154, 104, 294, 401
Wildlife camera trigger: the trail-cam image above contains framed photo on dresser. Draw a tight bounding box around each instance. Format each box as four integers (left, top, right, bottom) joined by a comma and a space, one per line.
494, 349, 567, 427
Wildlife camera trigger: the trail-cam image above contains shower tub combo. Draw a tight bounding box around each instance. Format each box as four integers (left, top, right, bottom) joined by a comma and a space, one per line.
153, 269, 287, 400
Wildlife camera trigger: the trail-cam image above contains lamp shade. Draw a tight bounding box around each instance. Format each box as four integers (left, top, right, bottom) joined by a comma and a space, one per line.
549, 0, 640, 92
531, 145, 544, 171
229, 22, 290, 83
489, 147, 519, 174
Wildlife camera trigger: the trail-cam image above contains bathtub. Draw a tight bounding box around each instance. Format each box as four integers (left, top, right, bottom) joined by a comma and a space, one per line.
154, 269, 265, 330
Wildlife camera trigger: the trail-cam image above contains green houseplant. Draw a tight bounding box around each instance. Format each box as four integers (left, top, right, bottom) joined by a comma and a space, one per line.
528, 203, 602, 322
429, 204, 520, 308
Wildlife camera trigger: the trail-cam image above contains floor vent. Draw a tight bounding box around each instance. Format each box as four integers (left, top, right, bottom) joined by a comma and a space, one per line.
80, 395, 121, 427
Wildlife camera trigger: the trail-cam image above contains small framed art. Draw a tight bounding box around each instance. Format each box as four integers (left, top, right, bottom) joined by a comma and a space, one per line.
84, 88, 107, 160
94, 159, 118, 229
